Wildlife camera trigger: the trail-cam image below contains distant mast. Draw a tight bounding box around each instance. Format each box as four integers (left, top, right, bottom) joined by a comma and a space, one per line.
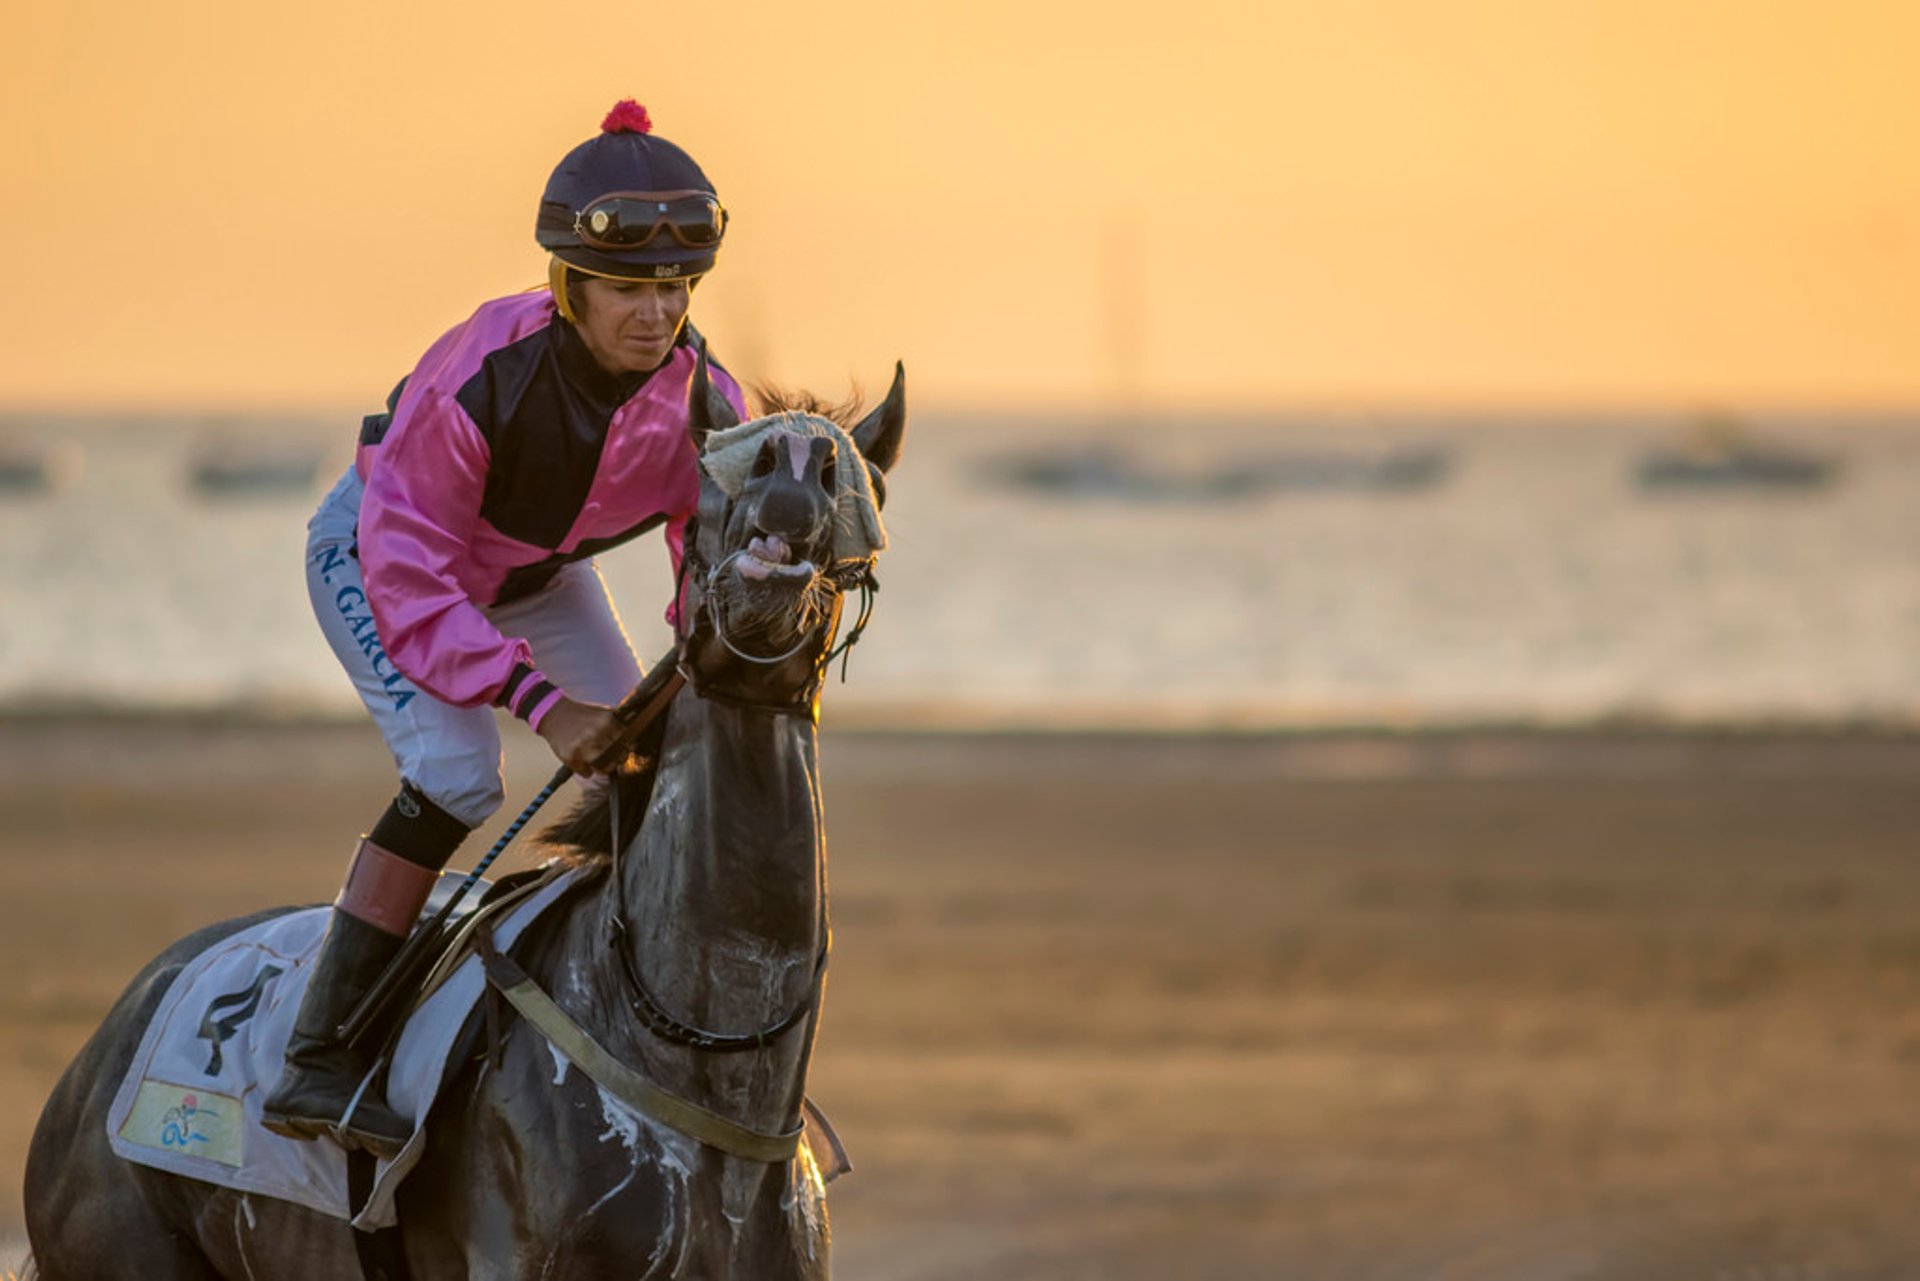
1099, 211, 1145, 419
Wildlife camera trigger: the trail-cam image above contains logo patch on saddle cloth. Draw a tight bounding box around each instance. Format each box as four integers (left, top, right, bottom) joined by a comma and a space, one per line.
118, 1081, 245, 1167
115, 964, 287, 1168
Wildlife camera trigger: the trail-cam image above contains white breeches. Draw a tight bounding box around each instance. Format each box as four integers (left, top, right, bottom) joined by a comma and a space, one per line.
306, 467, 643, 827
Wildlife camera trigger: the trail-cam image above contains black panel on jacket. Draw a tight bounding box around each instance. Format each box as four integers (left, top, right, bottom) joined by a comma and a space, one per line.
454, 319, 655, 549
358, 377, 411, 448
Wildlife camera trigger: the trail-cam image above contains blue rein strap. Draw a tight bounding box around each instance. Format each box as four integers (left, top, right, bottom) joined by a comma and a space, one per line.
338, 648, 685, 1050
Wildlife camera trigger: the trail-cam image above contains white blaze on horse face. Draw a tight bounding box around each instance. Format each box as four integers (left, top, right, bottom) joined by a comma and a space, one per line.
548, 1042, 572, 1087
781, 431, 812, 481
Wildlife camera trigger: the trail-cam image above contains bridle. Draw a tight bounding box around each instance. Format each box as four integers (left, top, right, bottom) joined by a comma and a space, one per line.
603, 442, 879, 1054
670, 440, 881, 718
698, 549, 878, 672
460, 386, 902, 1165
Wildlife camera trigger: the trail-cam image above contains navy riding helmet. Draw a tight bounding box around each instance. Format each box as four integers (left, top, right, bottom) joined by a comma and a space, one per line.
536, 100, 727, 316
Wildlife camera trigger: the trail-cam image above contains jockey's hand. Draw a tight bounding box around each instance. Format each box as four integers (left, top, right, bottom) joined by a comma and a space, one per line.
535, 696, 625, 777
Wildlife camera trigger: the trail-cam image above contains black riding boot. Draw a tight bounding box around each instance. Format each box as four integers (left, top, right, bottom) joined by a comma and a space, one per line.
260, 907, 415, 1157
263, 786, 468, 1156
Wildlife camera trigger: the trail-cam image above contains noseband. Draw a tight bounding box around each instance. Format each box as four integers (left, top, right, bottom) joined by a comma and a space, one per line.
675, 438, 880, 715
698, 550, 875, 669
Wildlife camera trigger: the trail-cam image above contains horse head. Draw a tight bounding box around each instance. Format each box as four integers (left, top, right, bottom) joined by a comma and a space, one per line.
678, 355, 907, 715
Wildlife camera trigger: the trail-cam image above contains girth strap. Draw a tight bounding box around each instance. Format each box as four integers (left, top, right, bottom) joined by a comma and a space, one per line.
476, 933, 804, 1163
346, 1148, 410, 1281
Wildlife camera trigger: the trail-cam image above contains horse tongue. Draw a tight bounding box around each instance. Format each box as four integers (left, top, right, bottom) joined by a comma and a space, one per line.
751, 535, 792, 563
739, 535, 812, 582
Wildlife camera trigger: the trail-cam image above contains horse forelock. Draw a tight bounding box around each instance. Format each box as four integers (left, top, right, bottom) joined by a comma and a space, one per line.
751, 385, 866, 430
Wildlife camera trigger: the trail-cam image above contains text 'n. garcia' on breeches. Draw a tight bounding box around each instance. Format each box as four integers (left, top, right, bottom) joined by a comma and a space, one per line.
306, 465, 645, 829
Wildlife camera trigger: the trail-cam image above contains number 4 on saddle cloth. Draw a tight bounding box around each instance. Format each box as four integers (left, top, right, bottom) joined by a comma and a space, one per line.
105, 865, 585, 1230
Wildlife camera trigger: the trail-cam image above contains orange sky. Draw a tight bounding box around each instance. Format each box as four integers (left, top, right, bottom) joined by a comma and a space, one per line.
1, 0, 1914, 413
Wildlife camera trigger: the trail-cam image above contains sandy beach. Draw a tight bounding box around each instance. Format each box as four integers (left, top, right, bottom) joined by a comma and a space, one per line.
3, 719, 1920, 1278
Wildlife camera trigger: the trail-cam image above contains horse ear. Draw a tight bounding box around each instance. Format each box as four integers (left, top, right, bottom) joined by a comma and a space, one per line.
850, 361, 907, 473
688, 349, 740, 452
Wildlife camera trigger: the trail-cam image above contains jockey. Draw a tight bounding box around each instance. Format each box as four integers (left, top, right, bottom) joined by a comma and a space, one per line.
262, 100, 748, 1157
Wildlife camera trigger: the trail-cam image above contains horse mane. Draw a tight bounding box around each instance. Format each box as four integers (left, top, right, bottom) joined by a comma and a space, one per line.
537, 717, 668, 865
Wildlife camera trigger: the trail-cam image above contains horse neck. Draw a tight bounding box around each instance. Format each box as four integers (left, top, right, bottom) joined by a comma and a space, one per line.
599, 688, 826, 1061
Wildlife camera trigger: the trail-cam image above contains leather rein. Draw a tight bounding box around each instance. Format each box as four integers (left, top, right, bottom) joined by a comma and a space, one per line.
595, 470, 875, 1051
474, 448, 878, 1160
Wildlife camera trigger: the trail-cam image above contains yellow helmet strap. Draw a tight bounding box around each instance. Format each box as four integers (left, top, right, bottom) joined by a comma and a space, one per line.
548, 256, 580, 324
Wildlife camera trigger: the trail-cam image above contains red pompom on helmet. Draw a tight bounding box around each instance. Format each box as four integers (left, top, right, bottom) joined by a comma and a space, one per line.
600, 99, 653, 135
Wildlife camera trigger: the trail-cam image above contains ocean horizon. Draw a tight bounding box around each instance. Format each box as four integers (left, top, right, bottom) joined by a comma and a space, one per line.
3, 407, 1917, 731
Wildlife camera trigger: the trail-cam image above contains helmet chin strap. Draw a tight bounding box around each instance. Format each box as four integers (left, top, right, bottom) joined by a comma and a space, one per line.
548, 257, 580, 324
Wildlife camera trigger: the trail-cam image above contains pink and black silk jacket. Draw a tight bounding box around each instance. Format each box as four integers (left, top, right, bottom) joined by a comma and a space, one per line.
353, 291, 747, 728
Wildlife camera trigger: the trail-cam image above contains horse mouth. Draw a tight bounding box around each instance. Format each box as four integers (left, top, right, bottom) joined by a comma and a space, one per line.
708, 534, 837, 656
735, 534, 818, 585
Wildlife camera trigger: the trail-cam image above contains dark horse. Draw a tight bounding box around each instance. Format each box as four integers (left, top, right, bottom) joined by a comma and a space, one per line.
22, 360, 906, 1279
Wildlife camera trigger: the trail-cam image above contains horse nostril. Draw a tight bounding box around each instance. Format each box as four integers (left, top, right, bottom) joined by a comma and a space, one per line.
753, 489, 828, 543
749, 432, 837, 543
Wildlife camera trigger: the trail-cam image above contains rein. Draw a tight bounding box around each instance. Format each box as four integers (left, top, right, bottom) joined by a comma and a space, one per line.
478, 929, 805, 1163
675, 490, 878, 716
473, 421, 874, 1157
675, 414, 881, 697
605, 767, 828, 1054
338, 655, 687, 1050
469, 659, 830, 1164
824, 563, 878, 678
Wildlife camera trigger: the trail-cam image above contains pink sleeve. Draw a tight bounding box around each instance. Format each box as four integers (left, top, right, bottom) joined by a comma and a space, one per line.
357, 386, 537, 709
714, 365, 751, 428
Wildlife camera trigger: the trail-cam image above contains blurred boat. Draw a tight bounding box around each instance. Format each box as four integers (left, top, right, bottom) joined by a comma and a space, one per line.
1250, 445, 1450, 494
0, 443, 81, 497
0, 451, 53, 496
977, 442, 1450, 502
1636, 416, 1837, 492
187, 444, 324, 497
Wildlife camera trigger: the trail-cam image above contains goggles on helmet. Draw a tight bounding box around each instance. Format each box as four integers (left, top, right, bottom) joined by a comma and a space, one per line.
573, 190, 727, 252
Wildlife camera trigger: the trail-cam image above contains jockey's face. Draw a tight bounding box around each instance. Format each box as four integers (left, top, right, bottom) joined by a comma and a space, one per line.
573, 277, 693, 375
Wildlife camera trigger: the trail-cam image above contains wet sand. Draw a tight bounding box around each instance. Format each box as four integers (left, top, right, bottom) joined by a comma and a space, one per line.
3, 720, 1920, 1278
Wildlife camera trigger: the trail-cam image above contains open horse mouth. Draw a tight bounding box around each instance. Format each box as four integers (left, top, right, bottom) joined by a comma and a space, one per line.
706, 531, 838, 664
735, 534, 819, 584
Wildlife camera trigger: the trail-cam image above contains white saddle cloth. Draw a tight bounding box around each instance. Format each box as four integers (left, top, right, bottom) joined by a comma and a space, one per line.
105, 866, 584, 1230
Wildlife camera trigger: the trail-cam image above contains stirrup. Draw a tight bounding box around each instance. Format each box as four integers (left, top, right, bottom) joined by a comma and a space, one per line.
331, 1072, 412, 1158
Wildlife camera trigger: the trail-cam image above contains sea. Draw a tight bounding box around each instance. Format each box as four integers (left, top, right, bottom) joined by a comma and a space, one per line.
2, 408, 1917, 730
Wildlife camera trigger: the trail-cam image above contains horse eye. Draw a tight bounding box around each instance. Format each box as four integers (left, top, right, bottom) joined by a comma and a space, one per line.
751, 440, 779, 479
820, 457, 838, 492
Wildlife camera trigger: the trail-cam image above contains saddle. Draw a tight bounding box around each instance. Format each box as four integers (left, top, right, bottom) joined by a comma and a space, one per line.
106, 862, 588, 1229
